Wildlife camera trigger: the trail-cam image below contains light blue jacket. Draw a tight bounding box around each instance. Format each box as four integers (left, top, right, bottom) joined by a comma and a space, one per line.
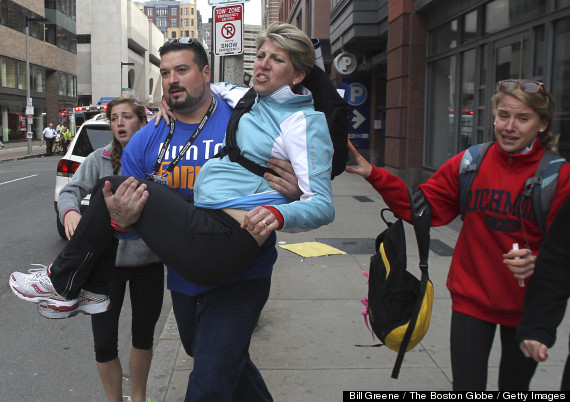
194, 83, 335, 229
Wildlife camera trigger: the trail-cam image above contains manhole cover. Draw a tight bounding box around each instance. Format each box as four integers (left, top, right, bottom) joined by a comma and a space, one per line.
315, 238, 375, 254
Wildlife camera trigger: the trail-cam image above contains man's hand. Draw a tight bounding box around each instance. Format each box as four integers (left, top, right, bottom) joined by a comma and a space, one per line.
102, 177, 149, 228
520, 340, 549, 362
264, 158, 302, 200
63, 210, 81, 240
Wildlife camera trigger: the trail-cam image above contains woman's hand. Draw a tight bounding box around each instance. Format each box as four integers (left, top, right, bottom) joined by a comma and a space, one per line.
520, 340, 549, 362
503, 246, 536, 283
264, 158, 302, 200
63, 210, 82, 240
345, 139, 372, 178
153, 98, 176, 127
242, 206, 277, 236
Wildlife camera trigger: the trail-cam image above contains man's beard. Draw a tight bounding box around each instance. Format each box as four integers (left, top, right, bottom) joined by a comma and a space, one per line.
167, 84, 206, 113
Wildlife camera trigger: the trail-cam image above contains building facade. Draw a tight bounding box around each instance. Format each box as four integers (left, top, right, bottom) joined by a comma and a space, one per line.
276, 0, 570, 187
76, 0, 164, 107
174, 0, 198, 39
0, 0, 77, 143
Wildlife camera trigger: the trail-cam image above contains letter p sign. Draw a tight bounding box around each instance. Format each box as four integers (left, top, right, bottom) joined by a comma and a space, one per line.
334, 52, 357, 75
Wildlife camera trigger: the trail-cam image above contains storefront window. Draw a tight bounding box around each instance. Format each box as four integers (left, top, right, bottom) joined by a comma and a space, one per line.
485, 0, 546, 34
429, 19, 457, 56
552, 17, 570, 160
425, 56, 456, 169
462, 10, 477, 44
459, 49, 476, 151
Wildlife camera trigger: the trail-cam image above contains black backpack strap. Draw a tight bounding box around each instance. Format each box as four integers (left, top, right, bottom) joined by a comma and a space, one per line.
214, 88, 279, 177
523, 150, 566, 236
459, 142, 492, 220
391, 188, 432, 379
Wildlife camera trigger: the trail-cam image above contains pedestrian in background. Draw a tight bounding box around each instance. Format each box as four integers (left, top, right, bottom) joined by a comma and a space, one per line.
45, 96, 163, 402
346, 79, 570, 390
42, 122, 56, 155
60, 123, 72, 154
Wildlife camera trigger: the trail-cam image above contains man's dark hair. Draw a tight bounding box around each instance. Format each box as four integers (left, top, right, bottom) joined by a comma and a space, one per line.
158, 38, 209, 70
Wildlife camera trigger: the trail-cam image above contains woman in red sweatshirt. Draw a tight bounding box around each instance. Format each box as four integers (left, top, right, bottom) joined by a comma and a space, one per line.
347, 80, 570, 390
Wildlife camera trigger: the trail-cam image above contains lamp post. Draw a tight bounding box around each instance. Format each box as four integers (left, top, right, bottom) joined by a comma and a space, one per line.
25, 16, 47, 154
121, 62, 135, 94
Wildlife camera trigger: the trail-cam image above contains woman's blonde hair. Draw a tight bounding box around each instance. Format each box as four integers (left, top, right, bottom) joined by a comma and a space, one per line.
105, 96, 147, 174
255, 22, 315, 75
492, 80, 557, 152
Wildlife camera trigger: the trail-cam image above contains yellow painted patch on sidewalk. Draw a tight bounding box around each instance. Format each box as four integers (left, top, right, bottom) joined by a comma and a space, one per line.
278, 242, 347, 257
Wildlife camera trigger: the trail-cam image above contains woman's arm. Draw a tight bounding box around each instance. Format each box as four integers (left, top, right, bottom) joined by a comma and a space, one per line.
346, 140, 462, 226
57, 149, 108, 238
258, 111, 334, 230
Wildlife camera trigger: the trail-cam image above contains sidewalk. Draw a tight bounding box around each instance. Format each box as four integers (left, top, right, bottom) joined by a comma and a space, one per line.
0, 140, 47, 162
146, 170, 570, 400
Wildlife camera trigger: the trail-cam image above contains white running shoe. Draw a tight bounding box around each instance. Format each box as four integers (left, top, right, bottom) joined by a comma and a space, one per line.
9, 264, 69, 305
37, 289, 110, 319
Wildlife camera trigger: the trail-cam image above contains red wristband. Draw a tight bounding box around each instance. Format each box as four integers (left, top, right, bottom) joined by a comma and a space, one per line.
110, 219, 132, 233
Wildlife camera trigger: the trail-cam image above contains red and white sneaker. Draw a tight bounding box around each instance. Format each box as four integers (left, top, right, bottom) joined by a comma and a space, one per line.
9, 264, 70, 305
37, 290, 110, 319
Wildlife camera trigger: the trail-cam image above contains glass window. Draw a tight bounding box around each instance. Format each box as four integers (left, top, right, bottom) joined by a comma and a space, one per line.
552, 17, 570, 160
31, 65, 45, 92
558, 0, 570, 8
0, 0, 6, 25
185, 18, 189, 26
147, 8, 153, 17
0, 57, 17, 88
462, 10, 477, 44
425, 56, 457, 169
171, 8, 177, 16
534, 25, 545, 76
495, 40, 525, 82
459, 50, 476, 151
485, 0, 547, 34
17, 61, 25, 90
429, 19, 457, 56
171, 18, 177, 27
59, 72, 67, 96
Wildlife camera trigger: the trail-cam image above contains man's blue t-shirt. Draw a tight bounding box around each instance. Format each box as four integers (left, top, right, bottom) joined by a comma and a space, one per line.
122, 97, 277, 296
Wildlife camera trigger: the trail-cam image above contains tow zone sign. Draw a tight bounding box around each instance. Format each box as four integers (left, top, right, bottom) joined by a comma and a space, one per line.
214, 4, 243, 56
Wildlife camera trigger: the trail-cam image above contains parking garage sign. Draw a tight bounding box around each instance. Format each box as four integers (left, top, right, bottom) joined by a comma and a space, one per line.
214, 4, 243, 56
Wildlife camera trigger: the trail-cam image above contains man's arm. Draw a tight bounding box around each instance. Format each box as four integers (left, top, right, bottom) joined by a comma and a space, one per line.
103, 177, 148, 229
264, 157, 302, 200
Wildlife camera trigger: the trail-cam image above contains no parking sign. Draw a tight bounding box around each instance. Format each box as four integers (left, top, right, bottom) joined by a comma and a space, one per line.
214, 4, 243, 56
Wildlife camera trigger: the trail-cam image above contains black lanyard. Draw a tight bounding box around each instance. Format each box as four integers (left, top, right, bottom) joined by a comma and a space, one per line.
151, 97, 217, 176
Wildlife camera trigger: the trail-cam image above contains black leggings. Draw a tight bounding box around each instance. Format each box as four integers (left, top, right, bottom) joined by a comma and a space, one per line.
450, 311, 537, 390
91, 262, 164, 363
49, 176, 259, 299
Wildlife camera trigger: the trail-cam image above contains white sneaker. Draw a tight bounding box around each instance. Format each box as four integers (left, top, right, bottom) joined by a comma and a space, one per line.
9, 264, 69, 305
37, 289, 110, 319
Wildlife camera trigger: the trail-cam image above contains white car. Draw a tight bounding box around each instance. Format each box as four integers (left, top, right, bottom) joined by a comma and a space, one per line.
54, 113, 113, 239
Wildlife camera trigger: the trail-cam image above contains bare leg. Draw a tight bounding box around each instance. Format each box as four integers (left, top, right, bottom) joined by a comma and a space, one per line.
96, 357, 123, 402
129, 347, 153, 402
